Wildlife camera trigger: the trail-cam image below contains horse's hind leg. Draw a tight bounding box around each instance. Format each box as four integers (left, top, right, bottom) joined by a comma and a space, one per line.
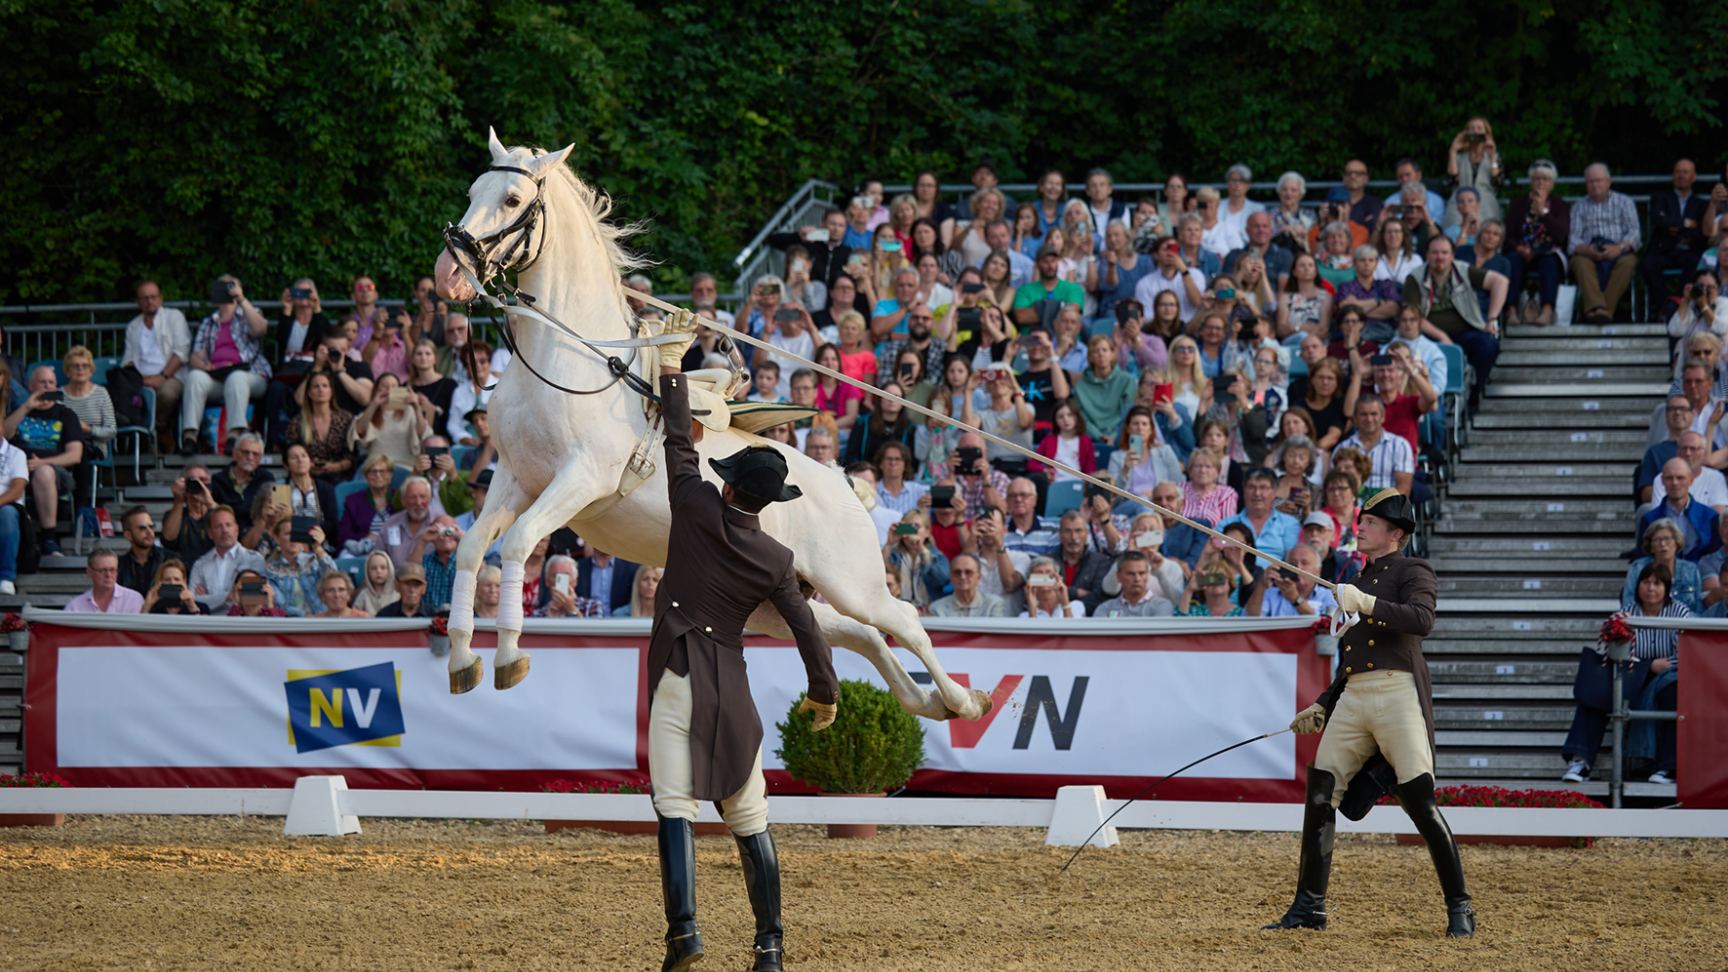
811, 586, 990, 721
446, 469, 524, 694
745, 599, 975, 722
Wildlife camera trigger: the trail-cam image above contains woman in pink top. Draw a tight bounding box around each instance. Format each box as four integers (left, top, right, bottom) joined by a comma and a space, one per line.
835, 311, 879, 384
812, 343, 863, 431
1180, 448, 1239, 525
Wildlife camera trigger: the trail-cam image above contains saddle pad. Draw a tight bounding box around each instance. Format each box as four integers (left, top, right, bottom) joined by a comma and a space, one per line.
728, 401, 819, 434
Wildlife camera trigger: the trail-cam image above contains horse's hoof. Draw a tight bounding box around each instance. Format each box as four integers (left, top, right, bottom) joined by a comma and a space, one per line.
450, 657, 483, 695
941, 688, 994, 721
494, 654, 531, 690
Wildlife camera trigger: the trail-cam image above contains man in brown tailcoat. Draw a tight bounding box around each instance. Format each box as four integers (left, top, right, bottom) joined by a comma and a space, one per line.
651, 312, 840, 972
1263, 488, 1475, 938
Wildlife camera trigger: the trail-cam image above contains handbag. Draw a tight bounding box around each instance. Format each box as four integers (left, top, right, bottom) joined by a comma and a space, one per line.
1572, 648, 1651, 711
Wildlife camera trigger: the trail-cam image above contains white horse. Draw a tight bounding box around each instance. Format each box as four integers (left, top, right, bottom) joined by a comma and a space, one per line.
430, 128, 988, 723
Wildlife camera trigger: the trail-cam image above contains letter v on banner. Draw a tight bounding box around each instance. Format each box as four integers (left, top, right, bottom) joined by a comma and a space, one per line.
946, 673, 1024, 749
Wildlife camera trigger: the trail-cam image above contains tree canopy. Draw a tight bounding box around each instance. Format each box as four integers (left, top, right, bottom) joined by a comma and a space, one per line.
2, 0, 1724, 303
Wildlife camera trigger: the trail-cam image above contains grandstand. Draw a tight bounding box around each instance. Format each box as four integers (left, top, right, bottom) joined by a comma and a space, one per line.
0, 164, 1715, 804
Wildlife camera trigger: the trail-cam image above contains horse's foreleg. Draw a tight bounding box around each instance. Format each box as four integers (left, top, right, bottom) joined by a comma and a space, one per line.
447, 471, 525, 694
746, 601, 953, 722
490, 466, 609, 690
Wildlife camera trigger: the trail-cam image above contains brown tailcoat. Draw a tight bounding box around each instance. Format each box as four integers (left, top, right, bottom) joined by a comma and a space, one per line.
648, 373, 839, 801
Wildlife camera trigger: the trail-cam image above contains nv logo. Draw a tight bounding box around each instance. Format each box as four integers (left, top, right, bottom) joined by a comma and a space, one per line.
284, 662, 406, 754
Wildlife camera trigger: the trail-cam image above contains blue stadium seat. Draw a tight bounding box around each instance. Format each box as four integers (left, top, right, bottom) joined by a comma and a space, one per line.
333, 479, 367, 513
1043, 480, 1084, 518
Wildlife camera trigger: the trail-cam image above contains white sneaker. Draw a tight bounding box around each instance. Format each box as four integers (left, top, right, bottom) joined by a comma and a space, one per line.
1648, 770, 1674, 785
0, 580, 14, 595
1561, 759, 1589, 783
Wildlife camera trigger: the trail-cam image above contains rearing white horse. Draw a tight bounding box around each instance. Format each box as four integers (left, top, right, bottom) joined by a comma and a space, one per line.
431, 128, 989, 723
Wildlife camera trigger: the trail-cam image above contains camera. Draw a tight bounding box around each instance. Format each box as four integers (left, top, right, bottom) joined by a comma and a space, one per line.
774, 307, 801, 324
955, 445, 983, 475
956, 307, 982, 328
159, 584, 184, 602
290, 286, 312, 300
931, 485, 957, 508
423, 446, 450, 460
892, 522, 918, 536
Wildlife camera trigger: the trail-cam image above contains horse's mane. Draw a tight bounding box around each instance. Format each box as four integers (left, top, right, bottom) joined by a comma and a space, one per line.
508, 145, 650, 318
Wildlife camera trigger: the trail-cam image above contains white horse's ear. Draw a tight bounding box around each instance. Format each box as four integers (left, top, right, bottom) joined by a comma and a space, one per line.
487, 126, 510, 164
530, 143, 575, 175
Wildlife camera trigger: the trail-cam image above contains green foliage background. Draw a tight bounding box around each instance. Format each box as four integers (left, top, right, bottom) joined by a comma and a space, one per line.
3, 0, 1725, 303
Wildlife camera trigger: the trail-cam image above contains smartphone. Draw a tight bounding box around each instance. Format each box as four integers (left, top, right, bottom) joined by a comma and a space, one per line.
239, 581, 266, 601
961, 282, 986, 295
1133, 531, 1162, 550
1152, 382, 1174, 405
881, 240, 902, 253
931, 485, 956, 508
1215, 287, 1236, 300
554, 573, 572, 594
290, 514, 317, 545
290, 286, 312, 300
1386, 205, 1405, 220
1129, 434, 1146, 454
423, 446, 450, 460
802, 226, 827, 242
892, 522, 918, 536
388, 387, 411, 408
1027, 574, 1057, 589
159, 584, 183, 602
956, 307, 982, 328
269, 483, 291, 509
774, 307, 801, 323
41, 390, 63, 403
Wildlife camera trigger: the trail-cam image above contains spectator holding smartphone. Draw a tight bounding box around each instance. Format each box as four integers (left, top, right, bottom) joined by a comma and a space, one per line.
144, 559, 206, 615
1246, 543, 1337, 617
885, 509, 949, 611
534, 554, 606, 618
3, 364, 87, 554
261, 515, 337, 617
224, 568, 284, 618
1018, 557, 1086, 619
1108, 406, 1182, 513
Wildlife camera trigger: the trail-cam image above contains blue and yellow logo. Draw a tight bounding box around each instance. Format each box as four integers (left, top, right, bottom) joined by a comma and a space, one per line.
284, 662, 406, 754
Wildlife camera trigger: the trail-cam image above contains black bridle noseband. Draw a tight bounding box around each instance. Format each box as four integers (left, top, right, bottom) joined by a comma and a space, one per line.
441, 164, 656, 402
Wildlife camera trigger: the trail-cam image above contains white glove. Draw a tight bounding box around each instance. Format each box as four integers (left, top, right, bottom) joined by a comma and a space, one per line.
658, 309, 697, 370
1335, 583, 1376, 617
1290, 703, 1326, 735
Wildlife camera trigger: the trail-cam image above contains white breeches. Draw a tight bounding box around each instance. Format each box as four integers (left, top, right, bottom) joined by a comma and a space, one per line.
1312, 670, 1434, 807
648, 671, 768, 836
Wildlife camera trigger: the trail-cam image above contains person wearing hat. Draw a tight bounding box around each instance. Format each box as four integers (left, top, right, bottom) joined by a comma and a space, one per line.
374, 561, 431, 617
650, 310, 840, 972
1301, 510, 1361, 585
1264, 488, 1473, 938
1011, 241, 1086, 331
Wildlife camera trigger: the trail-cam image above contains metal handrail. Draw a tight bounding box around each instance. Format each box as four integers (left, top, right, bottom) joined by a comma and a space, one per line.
879, 173, 1680, 200
731, 178, 842, 270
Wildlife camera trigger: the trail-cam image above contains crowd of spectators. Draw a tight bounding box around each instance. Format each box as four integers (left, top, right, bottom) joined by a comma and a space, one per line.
12, 136, 1728, 635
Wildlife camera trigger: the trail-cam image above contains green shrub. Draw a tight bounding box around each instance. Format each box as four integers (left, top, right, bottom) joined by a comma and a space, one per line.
776, 679, 924, 794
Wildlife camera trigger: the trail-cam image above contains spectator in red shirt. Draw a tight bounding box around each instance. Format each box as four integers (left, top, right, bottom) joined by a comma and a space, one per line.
1345, 347, 1438, 452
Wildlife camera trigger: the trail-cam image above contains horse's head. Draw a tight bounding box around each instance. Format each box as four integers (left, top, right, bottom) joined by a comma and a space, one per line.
435, 127, 574, 303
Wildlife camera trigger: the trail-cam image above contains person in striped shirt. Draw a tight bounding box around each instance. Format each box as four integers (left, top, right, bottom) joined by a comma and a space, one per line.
1567, 164, 1642, 322
1334, 396, 1414, 494
1562, 562, 1688, 784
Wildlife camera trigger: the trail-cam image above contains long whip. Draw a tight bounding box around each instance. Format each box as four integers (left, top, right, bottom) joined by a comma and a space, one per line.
621, 289, 1335, 592
1058, 727, 1293, 873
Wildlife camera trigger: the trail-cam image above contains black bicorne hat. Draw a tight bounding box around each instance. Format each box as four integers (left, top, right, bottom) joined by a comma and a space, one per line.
708, 446, 803, 504
1360, 487, 1416, 534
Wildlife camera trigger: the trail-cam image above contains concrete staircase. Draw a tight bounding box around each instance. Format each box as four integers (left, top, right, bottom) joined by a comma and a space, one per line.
1426, 322, 1671, 798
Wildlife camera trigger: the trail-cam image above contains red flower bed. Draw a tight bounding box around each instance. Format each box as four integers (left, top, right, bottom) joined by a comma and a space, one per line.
0, 772, 69, 788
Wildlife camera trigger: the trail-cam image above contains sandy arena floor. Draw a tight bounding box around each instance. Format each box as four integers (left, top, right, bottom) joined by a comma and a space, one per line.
1, 816, 1724, 971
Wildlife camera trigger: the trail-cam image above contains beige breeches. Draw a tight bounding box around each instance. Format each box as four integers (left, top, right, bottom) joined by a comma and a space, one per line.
1312, 669, 1434, 807
648, 672, 769, 836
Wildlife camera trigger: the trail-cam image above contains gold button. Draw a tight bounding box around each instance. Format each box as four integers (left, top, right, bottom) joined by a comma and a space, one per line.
1367, 640, 1375, 647
1344, 666, 1353, 674
1366, 662, 1375, 669
1344, 646, 1352, 652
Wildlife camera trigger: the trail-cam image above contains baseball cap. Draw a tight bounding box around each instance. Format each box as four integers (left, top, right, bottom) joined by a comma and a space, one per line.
396, 563, 427, 584
1303, 512, 1334, 530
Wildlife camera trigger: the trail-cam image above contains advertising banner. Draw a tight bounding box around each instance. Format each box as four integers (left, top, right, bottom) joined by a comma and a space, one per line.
26, 615, 1328, 801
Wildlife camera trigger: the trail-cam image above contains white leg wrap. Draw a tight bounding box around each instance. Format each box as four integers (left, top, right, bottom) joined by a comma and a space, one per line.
448, 569, 478, 631
497, 559, 526, 630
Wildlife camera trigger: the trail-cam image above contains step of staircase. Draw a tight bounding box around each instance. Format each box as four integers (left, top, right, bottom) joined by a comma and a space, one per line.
1444, 479, 1626, 499
1472, 410, 1650, 430
1441, 498, 1626, 517
1436, 576, 1621, 598
1426, 536, 1627, 556
1504, 323, 1667, 338
1497, 350, 1666, 367
1429, 556, 1624, 575
1490, 366, 1671, 384
1426, 660, 1576, 683
1435, 517, 1627, 534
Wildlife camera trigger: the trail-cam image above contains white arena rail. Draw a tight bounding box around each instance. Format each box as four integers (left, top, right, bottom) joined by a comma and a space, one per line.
2, 778, 1725, 844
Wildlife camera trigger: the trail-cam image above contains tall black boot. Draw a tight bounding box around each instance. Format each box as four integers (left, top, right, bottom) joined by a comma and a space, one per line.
1393, 773, 1475, 938
1264, 769, 1335, 931
735, 830, 784, 972
657, 815, 704, 971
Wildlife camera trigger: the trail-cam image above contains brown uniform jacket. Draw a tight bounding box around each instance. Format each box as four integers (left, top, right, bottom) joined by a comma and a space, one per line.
648, 373, 839, 800
1313, 551, 1439, 817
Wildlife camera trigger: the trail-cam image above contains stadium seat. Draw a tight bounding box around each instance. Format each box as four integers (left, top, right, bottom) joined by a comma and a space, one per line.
333, 479, 367, 513
334, 556, 367, 586
1044, 480, 1084, 518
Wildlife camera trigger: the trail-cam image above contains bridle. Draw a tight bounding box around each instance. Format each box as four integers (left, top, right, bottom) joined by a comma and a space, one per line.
440, 163, 664, 400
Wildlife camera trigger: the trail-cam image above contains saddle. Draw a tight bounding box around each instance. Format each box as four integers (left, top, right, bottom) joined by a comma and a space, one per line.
681, 367, 818, 435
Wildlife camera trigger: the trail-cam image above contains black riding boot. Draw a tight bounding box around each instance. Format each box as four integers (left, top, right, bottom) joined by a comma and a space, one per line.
657, 815, 704, 971
1264, 769, 1335, 931
1393, 773, 1475, 938
735, 829, 784, 972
